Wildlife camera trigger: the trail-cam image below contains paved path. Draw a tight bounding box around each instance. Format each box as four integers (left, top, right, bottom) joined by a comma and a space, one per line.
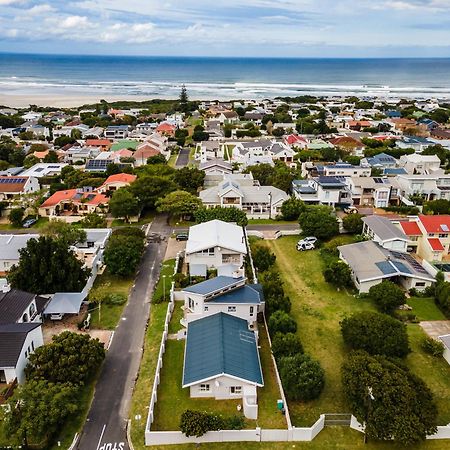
76, 214, 171, 450
175, 148, 190, 167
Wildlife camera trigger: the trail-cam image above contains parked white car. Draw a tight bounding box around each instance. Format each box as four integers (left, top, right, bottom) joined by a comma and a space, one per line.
296, 236, 317, 251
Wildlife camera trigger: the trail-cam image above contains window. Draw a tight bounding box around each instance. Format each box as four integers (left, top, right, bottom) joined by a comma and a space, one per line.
204, 306, 209, 312
416, 282, 426, 287
29, 302, 36, 318
188, 297, 195, 310
439, 233, 448, 238
31, 341, 34, 351
230, 386, 242, 394
200, 384, 210, 392
250, 306, 254, 317
3, 261, 10, 269
228, 306, 236, 312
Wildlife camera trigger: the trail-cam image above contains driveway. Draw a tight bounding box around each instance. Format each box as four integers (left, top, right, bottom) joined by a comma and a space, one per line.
76, 214, 171, 450
175, 148, 190, 167
420, 321, 450, 339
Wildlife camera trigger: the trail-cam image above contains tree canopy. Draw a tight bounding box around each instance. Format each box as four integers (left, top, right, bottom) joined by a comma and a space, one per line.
280, 197, 305, 221
278, 353, 325, 401
341, 311, 410, 357
7, 236, 90, 294
109, 188, 140, 222
342, 351, 437, 445
156, 190, 202, 218
368, 280, 406, 313
41, 220, 87, 245
299, 205, 339, 240
194, 206, 248, 226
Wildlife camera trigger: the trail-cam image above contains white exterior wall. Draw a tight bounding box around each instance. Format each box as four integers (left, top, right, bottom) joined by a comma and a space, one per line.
185, 300, 258, 324
3, 326, 44, 384
189, 375, 256, 401
443, 347, 450, 365
187, 247, 244, 269
399, 277, 433, 292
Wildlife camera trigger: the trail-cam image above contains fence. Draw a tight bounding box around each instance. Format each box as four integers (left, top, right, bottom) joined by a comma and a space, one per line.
244, 227, 258, 283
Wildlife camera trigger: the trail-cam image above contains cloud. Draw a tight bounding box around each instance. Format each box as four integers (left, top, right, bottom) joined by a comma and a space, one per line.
25, 4, 55, 15
59, 15, 90, 29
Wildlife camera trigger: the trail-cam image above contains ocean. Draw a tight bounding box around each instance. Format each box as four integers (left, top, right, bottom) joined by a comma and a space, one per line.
1, 53, 450, 101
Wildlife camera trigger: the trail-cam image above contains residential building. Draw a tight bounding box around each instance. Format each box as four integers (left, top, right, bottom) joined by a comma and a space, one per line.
185, 220, 247, 277
338, 240, 434, 293
292, 176, 352, 207
0, 234, 38, 275
39, 188, 109, 219
362, 215, 409, 252
0, 288, 49, 324
182, 312, 263, 419
181, 276, 263, 325
398, 153, 442, 175
64, 146, 101, 164
97, 173, 137, 194
20, 163, 67, 179
155, 122, 176, 137
397, 136, 435, 153
104, 125, 129, 139
361, 152, 397, 169
329, 136, 365, 156
195, 141, 224, 162
396, 173, 450, 201
200, 177, 288, 219
85, 139, 111, 151
0, 322, 44, 384
217, 111, 239, 124
199, 159, 232, 175
231, 140, 295, 164
0, 176, 40, 202
346, 176, 401, 207
320, 163, 371, 178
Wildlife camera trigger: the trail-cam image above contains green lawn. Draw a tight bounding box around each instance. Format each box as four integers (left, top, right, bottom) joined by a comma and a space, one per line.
152, 339, 248, 431
89, 270, 134, 330
168, 153, 178, 167
168, 301, 184, 335
111, 210, 155, 227
153, 259, 176, 303
406, 297, 447, 321
264, 236, 450, 427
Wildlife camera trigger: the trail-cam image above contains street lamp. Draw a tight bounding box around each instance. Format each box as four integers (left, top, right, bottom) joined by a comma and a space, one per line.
163, 275, 167, 302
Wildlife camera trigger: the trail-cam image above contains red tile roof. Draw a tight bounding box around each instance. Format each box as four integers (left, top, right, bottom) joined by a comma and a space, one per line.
428, 238, 444, 251
102, 173, 136, 185
0, 176, 29, 193
419, 215, 450, 233
156, 122, 176, 132
40, 189, 109, 208
400, 221, 422, 236
329, 136, 363, 146
285, 134, 307, 145
85, 139, 111, 147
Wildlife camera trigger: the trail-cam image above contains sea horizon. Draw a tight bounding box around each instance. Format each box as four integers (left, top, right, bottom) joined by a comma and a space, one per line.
1, 53, 450, 106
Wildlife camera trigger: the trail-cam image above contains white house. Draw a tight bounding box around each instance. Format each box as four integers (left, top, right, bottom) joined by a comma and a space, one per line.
185, 220, 247, 277
396, 173, 450, 202
0, 288, 49, 324
200, 177, 288, 219
195, 141, 224, 162
231, 140, 295, 164
104, 125, 129, 139
199, 158, 232, 175
362, 215, 409, 252
20, 163, 68, 179
0, 176, 40, 203
0, 323, 44, 384
398, 154, 443, 175
338, 240, 435, 293
182, 312, 263, 419
321, 163, 371, 178
181, 276, 263, 325
292, 176, 352, 207
0, 234, 39, 275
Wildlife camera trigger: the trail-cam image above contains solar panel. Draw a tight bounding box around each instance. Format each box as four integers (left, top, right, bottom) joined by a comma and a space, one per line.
0, 178, 26, 184
390, 251, 428, 274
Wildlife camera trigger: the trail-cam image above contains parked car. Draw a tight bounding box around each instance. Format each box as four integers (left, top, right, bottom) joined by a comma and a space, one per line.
344, 206, 358, 214
22, 218, 37, 228
176, 233, 189, 241
302, 236, 318, 244
297, 241, 315, 251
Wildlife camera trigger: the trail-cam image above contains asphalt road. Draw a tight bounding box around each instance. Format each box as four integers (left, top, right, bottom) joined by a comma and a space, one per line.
76, 214, 171, 450
175, 148, 190, 167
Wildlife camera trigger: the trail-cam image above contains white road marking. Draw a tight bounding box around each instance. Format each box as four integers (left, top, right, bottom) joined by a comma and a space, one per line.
96, 424, 106, 450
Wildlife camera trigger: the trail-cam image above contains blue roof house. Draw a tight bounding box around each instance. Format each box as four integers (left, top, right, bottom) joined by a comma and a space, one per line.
182, 312, 263, 419
181, 276, 264, 325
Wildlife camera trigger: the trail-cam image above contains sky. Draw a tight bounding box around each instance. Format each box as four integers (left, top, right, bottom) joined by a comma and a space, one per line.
0, 0, 450, 57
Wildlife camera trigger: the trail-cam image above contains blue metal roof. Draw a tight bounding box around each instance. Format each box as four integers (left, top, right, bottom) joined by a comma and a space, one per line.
184, 276, 243, 295
207, 285, 262, 304
183, 313, 263, 386
383, 168, 407, 175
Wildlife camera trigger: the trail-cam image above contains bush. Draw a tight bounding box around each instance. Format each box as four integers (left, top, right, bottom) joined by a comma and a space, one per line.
173, 273, 189, 289
224, 414, 245, 430
268, 310, 297, 336
8, 207, 24, 227
323, 260, 353, 288
341, 311, 410, 357
279, 354, 325, 401
421, 336, 444, 357
342, 213, 363, 234
369, 281, 406, 313
281, 197, 305, 221
179, 410, 224, 437
299, 205, 339, 240
252, 246, 276, 272
272, 332, 303, 361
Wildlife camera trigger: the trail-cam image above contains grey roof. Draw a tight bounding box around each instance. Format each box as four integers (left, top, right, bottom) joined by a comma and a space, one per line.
184, 276, 243, 295
317, 176, 346, 188
207, 284, 262, 305
362, 215, 408, 241
44, 292, 87, 315
183, 312, 263, 386
199, 159, 232, 171
0, 322, 41, 367
0, 234, 39, 260
439, 334, 450, 350
383, 168, 407, 175
0, 289, 36, 324
338, 240, 434, 283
